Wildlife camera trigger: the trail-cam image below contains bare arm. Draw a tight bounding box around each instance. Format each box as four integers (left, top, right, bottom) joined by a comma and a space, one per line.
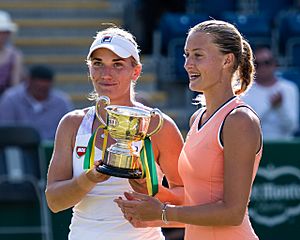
166, 108, 261, 226
128, 113, 184, 205
45, 110, 109, 213
117, 108, 261, 226
153, 114, 184, 205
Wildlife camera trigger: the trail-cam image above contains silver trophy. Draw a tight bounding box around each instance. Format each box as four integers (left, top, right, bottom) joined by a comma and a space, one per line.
95, 96, 163, 179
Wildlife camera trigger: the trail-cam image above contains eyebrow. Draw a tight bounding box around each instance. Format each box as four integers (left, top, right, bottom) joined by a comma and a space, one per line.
185, 48, 203, 52
92, 57, 126, 62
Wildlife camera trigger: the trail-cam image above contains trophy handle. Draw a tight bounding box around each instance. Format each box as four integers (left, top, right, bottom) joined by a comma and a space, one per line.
146, 108, 164, 137
95, 96, 110, 126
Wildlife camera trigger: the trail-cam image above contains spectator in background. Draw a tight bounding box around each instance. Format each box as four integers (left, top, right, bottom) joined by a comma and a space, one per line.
242, 46, 299, 140
0, 64, 73, 140
0, 10, 24, 95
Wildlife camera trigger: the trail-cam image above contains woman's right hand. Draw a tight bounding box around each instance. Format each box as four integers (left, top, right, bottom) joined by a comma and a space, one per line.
85, 160, 111, 183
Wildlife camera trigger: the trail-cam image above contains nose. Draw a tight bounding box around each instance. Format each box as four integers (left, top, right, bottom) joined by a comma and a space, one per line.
100, 65, 112, 77
184, 56, 193, 71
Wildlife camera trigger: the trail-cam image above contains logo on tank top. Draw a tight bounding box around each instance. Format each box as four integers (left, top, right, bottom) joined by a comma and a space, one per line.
76, 146, 87, 158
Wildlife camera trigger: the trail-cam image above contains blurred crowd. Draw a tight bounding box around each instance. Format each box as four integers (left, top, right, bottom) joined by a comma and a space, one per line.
0, 1, 300, 240
0, 10, 73, 141
2, 0, 300, 141
125, 0, 300, 140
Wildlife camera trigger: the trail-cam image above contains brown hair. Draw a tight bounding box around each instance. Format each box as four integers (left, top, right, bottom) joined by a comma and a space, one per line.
189, 20, 255, 95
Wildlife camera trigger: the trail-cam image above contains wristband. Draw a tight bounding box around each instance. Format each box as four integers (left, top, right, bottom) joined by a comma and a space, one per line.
161, 203, 169, 224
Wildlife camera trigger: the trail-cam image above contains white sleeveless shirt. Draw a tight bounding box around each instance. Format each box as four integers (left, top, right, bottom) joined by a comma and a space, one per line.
69, 107, 165, 240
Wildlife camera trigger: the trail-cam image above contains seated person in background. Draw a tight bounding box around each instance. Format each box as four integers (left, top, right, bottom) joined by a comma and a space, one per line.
0, 64, 74, 140
242, 46, 299, 140
0, 10, 24, 95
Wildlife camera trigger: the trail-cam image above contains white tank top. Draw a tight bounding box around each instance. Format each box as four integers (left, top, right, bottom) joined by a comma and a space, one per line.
69, 107, 164, 240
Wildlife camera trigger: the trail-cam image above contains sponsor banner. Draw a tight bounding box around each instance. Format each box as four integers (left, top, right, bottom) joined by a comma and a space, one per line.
249, 140, 300, 240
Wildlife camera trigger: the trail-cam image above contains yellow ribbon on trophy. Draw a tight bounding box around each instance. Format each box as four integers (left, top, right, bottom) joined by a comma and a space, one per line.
139, 137, 158, 196
83, 125, 108, 170
83, 129, 158, 197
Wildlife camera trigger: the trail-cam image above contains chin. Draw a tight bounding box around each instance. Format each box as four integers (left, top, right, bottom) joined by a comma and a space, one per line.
189, 83, 200, 92
98, 89, 115, 97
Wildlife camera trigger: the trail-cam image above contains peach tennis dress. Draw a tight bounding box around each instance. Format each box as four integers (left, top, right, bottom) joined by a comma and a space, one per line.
178, 97, 262, 240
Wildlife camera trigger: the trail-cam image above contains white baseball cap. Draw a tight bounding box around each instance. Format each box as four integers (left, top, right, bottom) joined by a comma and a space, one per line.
0, 10, 17, 32
87, 34, 140, 63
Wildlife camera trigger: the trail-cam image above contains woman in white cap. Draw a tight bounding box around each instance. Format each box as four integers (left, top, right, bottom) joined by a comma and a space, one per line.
0, 10, 23, 95
45, 26, 184, 240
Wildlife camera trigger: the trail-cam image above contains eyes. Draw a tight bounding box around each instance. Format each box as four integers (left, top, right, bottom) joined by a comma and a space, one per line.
91, 60, 124, 69
183, 52, 203, 59
91, 60, 102, 67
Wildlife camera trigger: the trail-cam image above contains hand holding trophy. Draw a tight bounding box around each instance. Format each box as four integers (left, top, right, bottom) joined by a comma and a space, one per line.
83, 95, 163, 196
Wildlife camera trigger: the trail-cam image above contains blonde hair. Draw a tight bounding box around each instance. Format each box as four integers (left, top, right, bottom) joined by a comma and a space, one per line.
87, 26, 142, 102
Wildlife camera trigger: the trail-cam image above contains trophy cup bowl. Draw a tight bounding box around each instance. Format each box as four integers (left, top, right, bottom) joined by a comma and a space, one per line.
96, 98, 163, 179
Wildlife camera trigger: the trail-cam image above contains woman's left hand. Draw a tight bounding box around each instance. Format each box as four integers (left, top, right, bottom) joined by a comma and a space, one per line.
128, 178, 148, 194
114, 191, 163, 222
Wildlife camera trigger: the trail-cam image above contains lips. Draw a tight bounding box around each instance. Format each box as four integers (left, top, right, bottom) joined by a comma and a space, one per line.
189, 74, 200, 81
98, 82, 118, 87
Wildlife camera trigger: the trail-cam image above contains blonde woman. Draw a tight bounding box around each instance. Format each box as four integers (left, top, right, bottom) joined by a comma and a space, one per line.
115, 20, 263, 240
46, 27, 184, 240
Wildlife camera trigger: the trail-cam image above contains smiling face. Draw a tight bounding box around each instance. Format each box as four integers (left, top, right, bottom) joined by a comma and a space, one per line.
88, 48, 141, 104
184, 31, 229, 93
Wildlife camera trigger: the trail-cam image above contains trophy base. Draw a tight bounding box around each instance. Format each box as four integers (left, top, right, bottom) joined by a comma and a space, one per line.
96, 164, 142, 179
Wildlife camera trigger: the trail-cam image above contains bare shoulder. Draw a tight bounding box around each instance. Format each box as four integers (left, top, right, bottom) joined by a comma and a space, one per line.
156, 110, 182, 138
55, 108, 91, 143
146, 108, 184, 172
223, 107, 261, 147
58, 108, 88, 130
226, 107, 260, 131
48, 108, 92, 182
151, 110, 184, 158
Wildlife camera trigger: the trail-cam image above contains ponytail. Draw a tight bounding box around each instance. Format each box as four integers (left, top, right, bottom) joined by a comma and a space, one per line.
236, 40, 255, 95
